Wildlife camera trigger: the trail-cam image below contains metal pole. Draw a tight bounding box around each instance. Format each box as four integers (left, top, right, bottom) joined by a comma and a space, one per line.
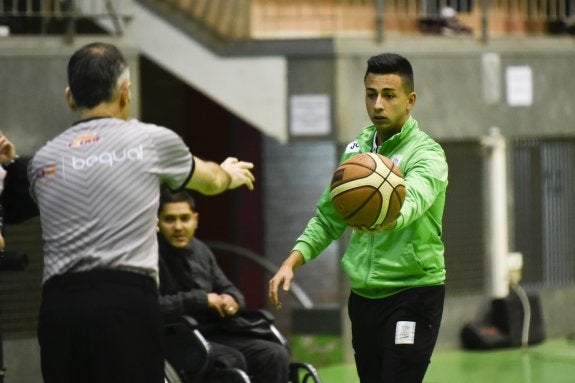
481, 0, 489, 42
375, 0, 385, 42
481, 127, 510, 299
64, 0, 77, 44
105, 0, 124, 36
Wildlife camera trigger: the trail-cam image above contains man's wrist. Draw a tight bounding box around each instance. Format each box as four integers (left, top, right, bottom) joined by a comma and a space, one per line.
1, 154, 18, 167
223, 169, 233, 190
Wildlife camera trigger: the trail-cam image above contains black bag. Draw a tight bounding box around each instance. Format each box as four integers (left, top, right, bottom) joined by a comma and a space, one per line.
461, 322, 510, 350
220, 312, 274, 339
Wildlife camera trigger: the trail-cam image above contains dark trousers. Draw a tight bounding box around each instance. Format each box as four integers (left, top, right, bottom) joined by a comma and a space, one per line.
348, 285, 445, 383
38, 269, 164, 383
207, 334, 290, 383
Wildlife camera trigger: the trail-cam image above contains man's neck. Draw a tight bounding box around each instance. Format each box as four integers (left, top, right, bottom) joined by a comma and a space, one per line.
376, 128, 400, 145
78, 103, 125, 121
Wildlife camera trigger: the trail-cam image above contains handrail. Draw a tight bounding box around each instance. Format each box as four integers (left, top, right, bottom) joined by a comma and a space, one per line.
137, 0, 575, 42
0, 0, 132, 37
205, 240, 314, 309
2, 1, 575, 41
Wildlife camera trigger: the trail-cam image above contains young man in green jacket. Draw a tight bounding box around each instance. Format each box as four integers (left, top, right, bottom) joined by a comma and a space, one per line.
269, 53, 448, 383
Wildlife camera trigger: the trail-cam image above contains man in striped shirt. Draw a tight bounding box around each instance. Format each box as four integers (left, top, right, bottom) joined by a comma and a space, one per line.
27, 42, 255, 383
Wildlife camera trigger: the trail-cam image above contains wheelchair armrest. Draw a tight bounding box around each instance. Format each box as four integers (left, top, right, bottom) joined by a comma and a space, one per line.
241, 309, 276, 323
233, 309, 289, 349
255, 309, 276, 323
179, 315, 200, 328
236, 308, 276, 323
164, 314, 200, 329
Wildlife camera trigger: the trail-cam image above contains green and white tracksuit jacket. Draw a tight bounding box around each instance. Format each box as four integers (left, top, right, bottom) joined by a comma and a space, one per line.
293, 117, 448, 299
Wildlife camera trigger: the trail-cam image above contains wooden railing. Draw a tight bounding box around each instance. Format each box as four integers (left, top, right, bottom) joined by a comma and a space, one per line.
156, 0, 575, 41
0, 0, 131, 36
2, 0, 574, 40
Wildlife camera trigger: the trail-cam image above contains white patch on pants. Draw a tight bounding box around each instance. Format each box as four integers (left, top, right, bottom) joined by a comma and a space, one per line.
395, 321, 416, 344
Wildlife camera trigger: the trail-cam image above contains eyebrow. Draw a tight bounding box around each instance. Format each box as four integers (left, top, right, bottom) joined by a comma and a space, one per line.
161, 213, 191, 218
366, 87, 398, 92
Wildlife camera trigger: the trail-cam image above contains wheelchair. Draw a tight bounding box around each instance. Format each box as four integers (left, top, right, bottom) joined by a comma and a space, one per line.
163, 310, 322, 383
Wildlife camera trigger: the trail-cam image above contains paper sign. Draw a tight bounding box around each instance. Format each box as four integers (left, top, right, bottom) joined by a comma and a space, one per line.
506, 66, 533, 107
290, 94, 331, 136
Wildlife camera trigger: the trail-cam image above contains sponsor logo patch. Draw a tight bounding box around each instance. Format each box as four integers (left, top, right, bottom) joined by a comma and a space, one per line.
37, 164, 57, 178
344, 141, 361, 154
68, 133, 101, 148
70, 145, 144, 170
390, 154, 403, 166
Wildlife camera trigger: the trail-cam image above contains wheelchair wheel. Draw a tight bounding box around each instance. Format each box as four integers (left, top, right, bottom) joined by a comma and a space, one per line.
289, 361, 322, 383
164, 361, 183, 383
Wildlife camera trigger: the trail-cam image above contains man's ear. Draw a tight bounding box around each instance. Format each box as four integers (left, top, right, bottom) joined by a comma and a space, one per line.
119, 81, 131, 109
407, 91, 416, 112
65, 87, 77, 111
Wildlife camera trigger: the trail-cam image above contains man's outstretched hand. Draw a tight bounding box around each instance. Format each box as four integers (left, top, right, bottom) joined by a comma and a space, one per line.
221, 157, 255, 190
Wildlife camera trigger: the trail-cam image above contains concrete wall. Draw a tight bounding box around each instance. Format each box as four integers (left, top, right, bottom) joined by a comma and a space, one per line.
334, 37, 575, 143
0, 37, 140, 157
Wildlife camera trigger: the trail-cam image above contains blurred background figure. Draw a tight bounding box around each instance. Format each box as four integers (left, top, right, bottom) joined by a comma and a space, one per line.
419, 1, 473, 34
0, 132, 35, 383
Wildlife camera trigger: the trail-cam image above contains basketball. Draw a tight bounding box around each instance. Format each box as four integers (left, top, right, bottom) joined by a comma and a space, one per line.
329, 153, 406, 228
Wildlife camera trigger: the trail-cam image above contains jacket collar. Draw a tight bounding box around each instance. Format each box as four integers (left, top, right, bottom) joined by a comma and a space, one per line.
368, 116, 417, 153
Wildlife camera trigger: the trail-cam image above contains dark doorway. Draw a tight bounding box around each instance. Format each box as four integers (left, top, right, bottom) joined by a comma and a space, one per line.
139, 55, 266, 308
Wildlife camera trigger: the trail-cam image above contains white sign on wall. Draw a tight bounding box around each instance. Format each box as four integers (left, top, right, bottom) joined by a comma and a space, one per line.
506, 66, 533, 107
290, 94, 331, 137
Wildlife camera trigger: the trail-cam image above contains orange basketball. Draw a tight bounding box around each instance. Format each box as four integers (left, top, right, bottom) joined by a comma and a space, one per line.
330, 153, 406, 228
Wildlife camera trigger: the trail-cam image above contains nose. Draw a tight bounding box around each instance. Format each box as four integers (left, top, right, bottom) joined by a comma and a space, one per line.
374, 95, 384, 110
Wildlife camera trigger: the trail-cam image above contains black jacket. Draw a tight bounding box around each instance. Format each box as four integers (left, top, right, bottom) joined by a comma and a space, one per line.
158, 236, 246, 328
1, 157, 39, 230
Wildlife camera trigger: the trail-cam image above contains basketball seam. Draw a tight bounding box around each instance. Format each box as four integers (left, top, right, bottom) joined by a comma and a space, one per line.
341, 172, 391, 227
330, 153, 404, 228
342, 187, 381, 226
332, 163, 378, 186
382, 185, 404, 224
371, 156, 394, 227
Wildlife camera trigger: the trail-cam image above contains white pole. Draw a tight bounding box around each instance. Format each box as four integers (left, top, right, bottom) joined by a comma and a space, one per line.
481, 127, 509, 298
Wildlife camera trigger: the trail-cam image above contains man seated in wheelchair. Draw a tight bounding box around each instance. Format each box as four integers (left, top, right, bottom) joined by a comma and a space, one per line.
158, 187, 290, 383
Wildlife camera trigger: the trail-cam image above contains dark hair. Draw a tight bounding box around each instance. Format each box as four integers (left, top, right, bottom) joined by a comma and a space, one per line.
67, 42, 128, 109
159, 187, 196, 213
364, 53, 414, 93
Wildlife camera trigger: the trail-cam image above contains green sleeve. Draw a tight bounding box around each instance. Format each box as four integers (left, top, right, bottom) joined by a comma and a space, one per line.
394, 143, 448, 230
293, 186, 349, 263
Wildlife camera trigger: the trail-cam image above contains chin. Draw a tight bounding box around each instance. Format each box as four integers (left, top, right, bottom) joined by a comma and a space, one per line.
372, 119, 388, 128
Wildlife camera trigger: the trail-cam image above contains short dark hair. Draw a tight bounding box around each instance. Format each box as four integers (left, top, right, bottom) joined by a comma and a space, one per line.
364, 53, 414, 93
67, 42, 128, 109
159, 187, 196, 213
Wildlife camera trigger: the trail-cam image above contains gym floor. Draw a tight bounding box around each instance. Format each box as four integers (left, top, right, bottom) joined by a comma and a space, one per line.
317, 337, 575, 383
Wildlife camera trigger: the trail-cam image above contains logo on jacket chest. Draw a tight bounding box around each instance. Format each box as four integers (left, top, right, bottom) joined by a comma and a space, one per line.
344, 141, 360, 154
390, 154, 403, 166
